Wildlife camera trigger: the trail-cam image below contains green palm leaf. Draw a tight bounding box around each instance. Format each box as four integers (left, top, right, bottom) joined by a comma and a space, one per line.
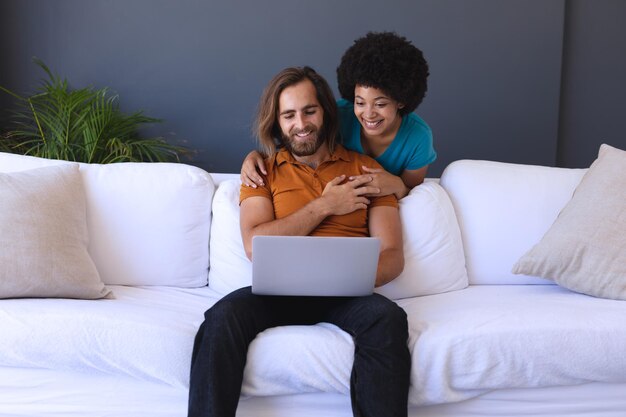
0, 58, 186, 163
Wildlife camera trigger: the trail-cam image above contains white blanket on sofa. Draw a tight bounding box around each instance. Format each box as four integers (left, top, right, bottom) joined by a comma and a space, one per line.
0, 285, 354, 393
399, 285, 626, 405
2, 285, 626, 406
0, 286, 216, 386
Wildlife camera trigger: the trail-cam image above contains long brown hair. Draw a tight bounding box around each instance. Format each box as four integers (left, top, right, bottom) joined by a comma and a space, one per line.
254, 66, 338, 156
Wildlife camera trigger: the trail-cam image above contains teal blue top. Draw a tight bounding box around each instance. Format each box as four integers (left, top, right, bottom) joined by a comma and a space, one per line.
337, 99, 437, 176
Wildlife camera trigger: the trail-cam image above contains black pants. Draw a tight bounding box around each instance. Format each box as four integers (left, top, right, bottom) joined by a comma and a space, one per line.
188, 286, 411, 417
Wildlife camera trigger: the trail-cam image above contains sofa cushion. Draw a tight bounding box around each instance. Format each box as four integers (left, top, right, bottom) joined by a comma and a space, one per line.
207, 179, 252, 295
2, 283, 625, 408
512, 144, 626, 299
0, 285, 217, 386
376, 181, 468, 299
248, 286, 626, 405
0, 152, 214, 287
440, 159, 586, 285
0, 164, 111, 299
208, 179, 468, 299
397, 285, 626, 405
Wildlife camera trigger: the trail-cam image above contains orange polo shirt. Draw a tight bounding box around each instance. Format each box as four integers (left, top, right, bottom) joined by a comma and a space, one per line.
239, 144, 398, 237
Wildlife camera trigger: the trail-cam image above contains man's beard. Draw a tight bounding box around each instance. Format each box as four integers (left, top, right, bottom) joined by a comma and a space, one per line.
281, 124, 324, 157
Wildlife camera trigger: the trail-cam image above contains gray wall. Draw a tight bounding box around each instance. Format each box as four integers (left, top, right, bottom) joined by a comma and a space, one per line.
1, 0, 624, 176
558, 0, 626, 168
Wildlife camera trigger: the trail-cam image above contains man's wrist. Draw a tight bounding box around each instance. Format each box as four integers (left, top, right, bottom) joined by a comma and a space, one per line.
312, 195, 333, 218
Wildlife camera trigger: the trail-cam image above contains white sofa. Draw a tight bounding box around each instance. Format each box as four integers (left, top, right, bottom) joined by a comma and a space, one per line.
1, 150, 625, 417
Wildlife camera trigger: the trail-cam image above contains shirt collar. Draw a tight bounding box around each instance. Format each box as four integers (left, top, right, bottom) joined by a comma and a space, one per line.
275, 144, 352, 166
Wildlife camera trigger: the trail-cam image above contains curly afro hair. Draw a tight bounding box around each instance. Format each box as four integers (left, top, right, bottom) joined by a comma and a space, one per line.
337, 32, 429, 116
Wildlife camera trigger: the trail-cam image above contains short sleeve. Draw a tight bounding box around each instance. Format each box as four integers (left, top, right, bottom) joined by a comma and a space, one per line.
239, 183, 272, 205
404, 115, 437, 171
405, 123, 437, 170
370, 194, 398, 209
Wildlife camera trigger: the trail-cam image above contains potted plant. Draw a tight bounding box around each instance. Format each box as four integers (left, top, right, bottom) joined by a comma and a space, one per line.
0, 58, 186, 163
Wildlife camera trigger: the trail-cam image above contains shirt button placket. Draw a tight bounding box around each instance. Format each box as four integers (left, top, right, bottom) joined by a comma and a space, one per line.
312, 172, 322, 193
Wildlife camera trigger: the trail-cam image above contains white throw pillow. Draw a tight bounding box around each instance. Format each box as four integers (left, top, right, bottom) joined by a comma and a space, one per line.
208, 179, 468, 299
512, 144, 626, 300
0, 164, 112, 299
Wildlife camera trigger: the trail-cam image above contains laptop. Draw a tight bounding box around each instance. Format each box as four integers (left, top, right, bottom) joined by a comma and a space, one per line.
251, 235, 380, 297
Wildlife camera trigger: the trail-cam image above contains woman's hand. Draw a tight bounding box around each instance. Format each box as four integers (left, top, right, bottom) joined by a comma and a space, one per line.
349, 166, 409, 200
320, 175, 379, 215
240, 150, 267, 188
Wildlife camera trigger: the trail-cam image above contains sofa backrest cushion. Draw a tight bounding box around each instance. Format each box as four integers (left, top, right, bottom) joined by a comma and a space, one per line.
208, 179, 468, 299
207, 179, 251, 295
0, 152, 214, 287
377, 181, 468, 299
439, 160, 586, 285
512, 144, 626, 300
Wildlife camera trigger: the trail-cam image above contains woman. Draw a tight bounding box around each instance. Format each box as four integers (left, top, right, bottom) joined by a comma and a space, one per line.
241, 31, 436, 199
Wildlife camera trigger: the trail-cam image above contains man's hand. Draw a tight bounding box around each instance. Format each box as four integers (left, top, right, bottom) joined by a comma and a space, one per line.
240, 150, 267, 188
320, 175, 380, 216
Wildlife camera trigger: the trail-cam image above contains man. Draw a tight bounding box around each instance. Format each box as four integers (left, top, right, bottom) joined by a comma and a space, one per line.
188, 67, 410, 417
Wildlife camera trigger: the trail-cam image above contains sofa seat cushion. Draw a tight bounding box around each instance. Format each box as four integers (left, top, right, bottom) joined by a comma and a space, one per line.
0, 284, 355, 397
398, 285, 626, 406
243, 285, 626, 407
0, 285, 218, 386
4, 284, 623, 408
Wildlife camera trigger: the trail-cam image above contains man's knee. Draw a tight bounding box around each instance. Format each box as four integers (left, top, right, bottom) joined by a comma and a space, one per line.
352, 295, 408, 342
374, 297, 408, 338
368, 294, 407, 319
